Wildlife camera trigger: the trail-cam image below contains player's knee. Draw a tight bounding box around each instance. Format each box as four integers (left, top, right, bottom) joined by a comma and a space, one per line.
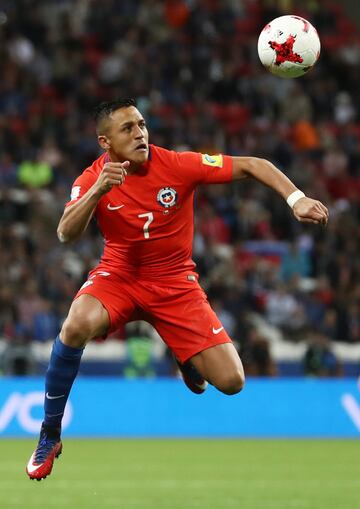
215, 370, 245, 395
60, 315, 94, 348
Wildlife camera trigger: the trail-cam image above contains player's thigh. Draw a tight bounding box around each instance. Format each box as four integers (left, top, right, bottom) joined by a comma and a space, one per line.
61, 272, 137, 347
151, 281, 233, 363
190, 342, 245, 394
61, 294, 110, 347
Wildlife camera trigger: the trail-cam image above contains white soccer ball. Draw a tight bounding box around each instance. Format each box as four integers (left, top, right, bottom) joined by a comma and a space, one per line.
257, 15, 320, 78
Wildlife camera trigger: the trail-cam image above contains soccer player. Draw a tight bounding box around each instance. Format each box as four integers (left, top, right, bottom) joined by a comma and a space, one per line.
26, 98, 329, 480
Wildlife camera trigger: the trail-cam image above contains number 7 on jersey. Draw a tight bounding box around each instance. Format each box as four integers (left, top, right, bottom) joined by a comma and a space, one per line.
138, 212, 154, 239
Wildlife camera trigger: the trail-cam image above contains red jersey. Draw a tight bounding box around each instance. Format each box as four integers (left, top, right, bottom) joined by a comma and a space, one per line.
66, 145, 233, 278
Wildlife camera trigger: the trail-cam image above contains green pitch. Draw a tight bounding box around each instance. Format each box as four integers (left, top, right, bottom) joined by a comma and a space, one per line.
2, 439, 360, 509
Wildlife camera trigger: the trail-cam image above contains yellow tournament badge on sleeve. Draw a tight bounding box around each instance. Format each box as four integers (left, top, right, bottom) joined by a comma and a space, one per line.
201, 153, 223, 168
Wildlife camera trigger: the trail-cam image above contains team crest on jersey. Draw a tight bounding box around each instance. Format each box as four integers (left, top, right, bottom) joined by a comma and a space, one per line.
157, 187, 178, 208
201, 154, 223, 168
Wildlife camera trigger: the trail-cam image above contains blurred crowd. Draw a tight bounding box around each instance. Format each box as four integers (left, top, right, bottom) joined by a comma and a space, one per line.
0, 0, 359, 376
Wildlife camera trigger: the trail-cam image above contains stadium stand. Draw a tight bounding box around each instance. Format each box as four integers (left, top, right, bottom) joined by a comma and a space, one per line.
0, 0, 358, 377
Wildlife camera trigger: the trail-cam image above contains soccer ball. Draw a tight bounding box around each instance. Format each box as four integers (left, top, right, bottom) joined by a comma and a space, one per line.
257, 15, 320, 78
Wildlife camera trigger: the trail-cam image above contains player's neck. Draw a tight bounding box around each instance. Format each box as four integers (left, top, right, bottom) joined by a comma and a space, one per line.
127, 163, 142, 175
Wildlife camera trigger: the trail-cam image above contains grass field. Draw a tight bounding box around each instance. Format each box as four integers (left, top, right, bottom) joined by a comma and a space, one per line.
2, 439, 360, 509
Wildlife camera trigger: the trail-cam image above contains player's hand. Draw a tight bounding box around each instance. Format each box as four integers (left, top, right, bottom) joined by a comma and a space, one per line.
293, 197, 329, 225
95, 161, 130, 195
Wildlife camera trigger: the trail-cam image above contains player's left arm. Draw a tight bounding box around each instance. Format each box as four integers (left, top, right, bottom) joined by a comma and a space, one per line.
231, 156, 329, 225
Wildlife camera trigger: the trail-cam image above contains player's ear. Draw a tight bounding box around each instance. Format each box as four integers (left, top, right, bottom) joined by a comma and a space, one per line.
98, 135, 110, 150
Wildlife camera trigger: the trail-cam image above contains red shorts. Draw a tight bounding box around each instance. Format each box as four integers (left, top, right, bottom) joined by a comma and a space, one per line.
74, 269, 232, 363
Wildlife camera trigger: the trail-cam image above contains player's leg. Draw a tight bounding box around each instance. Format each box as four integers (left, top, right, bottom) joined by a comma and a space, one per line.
175, 343, 244, 395
26, 294, 110, 481
143, 275, 245, 396
189, 343, 244, 395
27, 272, 136, 480
42, 294, 110, 431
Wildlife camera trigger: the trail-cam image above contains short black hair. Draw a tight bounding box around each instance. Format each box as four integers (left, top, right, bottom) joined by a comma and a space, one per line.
93, 98, 137, 134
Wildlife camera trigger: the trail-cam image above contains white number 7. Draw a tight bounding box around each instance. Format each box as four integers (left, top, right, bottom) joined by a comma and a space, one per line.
138, 212, 154, 239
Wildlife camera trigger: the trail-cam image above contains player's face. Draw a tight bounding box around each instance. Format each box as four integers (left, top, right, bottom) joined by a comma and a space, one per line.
100, 106, 149, 165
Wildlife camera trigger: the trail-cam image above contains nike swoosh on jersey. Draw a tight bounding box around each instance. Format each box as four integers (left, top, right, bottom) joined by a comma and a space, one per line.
46, 392, 65, 400
212, 326, 224, 335
107, 204, 124, 210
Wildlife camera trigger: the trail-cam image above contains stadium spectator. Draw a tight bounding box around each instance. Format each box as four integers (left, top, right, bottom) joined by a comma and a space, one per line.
265, 282, 307, 339
123, 322, 155, 379
240, 326, 277, 377
280, 241, 312, 281
303, 331, 342, 377
17, 155, 53, 188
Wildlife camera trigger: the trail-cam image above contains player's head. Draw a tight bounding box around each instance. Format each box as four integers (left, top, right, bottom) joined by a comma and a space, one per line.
93, 98, 149, 165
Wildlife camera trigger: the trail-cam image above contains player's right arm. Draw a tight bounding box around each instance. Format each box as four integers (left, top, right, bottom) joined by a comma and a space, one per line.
57, 161, 129, 243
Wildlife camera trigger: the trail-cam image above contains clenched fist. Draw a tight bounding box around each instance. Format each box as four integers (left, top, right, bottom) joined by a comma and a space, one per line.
94, 161, 130, 196
293, 197, 329, 225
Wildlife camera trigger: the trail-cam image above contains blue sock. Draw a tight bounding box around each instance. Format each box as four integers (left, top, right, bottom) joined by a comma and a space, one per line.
44, 335, 84, 429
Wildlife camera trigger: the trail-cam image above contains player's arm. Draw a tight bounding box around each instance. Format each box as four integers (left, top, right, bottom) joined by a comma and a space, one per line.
57, 161, 129, 243
231, 156, 329, 225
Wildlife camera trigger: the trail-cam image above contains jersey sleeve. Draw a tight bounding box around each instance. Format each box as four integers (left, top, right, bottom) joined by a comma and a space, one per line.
65, 170, 97, 208
175, 151, 233, 186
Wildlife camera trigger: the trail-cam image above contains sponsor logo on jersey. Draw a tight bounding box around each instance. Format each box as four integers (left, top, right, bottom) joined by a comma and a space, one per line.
70, 186, 81, 200
201, 154, 223, 167
157, 187, 178, 208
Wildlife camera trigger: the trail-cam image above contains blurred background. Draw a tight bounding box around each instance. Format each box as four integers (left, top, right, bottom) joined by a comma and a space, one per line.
0, 0, 359, 383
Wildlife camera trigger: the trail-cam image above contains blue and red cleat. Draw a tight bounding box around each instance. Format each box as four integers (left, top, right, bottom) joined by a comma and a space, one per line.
176, 359, 208, 394
26, 424, 62, 481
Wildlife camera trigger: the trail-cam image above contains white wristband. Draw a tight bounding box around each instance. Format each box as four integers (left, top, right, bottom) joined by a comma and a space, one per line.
286, 190, 305, 208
